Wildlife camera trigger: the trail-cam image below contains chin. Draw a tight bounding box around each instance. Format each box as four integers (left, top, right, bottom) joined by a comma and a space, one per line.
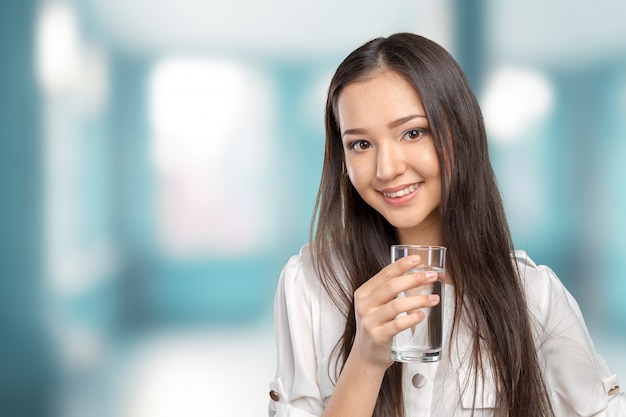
383, 213, 441, 236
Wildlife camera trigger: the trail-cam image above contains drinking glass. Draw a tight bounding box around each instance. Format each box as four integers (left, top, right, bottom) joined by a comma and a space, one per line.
390, 245, 446, 362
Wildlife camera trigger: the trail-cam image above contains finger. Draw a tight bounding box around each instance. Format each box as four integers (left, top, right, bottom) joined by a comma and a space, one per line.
385, 310, 427, 337
358, 255, 421, 296
376, 293, 440, 325
361, 270, 439, 309
384, 294, 440, 337
357, 292, 440, 343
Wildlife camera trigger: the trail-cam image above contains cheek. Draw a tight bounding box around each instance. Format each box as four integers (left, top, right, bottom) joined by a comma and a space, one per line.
345, 158, 370, 191
430, 164, 443, 204
420, 148, 441, 179
346, 166, 359, 190
430, 159, 442, 181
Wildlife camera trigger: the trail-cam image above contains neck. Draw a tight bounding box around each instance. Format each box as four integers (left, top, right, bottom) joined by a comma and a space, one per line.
396, 225, 443, 247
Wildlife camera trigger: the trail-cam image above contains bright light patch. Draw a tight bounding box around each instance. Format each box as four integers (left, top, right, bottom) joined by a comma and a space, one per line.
482, 67, 555, 142
36, 3, 81, 93
150, 60, 247, 169
116, 329, 275, 417
149, 58, 276, 257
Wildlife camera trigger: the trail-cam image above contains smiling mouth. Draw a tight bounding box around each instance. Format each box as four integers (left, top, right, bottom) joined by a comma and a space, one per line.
382, 183, 420, 198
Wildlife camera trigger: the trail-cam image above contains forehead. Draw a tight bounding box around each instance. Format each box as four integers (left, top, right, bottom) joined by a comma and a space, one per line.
336, 71, 425, 128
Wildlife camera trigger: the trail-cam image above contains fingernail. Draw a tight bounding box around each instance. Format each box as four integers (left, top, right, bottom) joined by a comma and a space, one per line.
408, 256, 419, 264
426, 271, 437, 280
429, 294, 439, 303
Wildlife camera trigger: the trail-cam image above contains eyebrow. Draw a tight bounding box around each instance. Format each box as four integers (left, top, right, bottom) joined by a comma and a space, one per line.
341, 114, 427, 138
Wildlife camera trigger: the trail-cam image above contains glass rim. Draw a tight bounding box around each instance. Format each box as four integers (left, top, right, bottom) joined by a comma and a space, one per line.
391, 244, 446, 251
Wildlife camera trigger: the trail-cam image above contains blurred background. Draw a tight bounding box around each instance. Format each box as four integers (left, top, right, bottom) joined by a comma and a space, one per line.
1, 0, 625, 416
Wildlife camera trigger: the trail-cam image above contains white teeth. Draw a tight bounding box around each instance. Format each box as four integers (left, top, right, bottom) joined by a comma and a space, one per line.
383, 183, 419, 198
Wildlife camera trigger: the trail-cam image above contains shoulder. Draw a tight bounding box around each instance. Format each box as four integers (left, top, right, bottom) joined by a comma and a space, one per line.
513, 250, 564, 305
513, 252, 626, 414
279, 243, 320, 291
275, 242, 345, 353
513, 251, 558, 320
275, 243, 327, 314
512, 250, 582, 329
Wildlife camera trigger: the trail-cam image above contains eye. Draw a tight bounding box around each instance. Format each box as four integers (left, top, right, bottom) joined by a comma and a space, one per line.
348, 140, 372, 152
403, 128, 429, 142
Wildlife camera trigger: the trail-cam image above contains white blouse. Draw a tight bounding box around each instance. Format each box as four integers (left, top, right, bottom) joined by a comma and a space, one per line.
268, 244, 625, 416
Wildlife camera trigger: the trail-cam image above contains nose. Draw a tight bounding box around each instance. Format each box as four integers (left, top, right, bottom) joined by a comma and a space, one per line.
376, 142, 405, 181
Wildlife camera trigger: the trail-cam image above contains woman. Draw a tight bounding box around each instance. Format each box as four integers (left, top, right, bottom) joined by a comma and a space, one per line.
269, 33, 624, 417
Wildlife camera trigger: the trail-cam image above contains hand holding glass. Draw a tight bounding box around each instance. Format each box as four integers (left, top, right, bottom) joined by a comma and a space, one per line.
390, 245, 446, 362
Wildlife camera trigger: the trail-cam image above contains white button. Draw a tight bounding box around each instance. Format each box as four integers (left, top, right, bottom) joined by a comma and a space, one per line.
412, 373, 426, 388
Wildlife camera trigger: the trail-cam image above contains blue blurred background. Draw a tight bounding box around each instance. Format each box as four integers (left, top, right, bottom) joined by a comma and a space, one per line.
1, 0, 625, 416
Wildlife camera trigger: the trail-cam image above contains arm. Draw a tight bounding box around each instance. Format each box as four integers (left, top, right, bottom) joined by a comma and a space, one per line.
269, 254, 324, 417
528, 263, 625, 416
320, 355, 387, 417
321, 255, 440, 417
270, 251, 439, 417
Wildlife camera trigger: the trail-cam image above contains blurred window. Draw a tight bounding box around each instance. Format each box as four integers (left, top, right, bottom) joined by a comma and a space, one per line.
148, 58, 277, 258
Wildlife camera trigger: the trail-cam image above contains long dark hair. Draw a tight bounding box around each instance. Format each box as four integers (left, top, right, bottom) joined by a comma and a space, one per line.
310, 33, 554, 417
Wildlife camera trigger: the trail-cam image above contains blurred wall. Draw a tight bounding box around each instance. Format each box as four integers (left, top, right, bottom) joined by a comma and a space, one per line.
0, 1, 57, 415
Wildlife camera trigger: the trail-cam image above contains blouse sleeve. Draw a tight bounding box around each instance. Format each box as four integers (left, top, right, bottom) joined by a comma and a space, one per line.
520, 254, 626, 416
268, 251, 325, 417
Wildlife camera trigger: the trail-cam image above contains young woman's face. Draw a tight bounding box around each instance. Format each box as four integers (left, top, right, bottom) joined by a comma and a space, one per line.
336, 70, 442, 245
